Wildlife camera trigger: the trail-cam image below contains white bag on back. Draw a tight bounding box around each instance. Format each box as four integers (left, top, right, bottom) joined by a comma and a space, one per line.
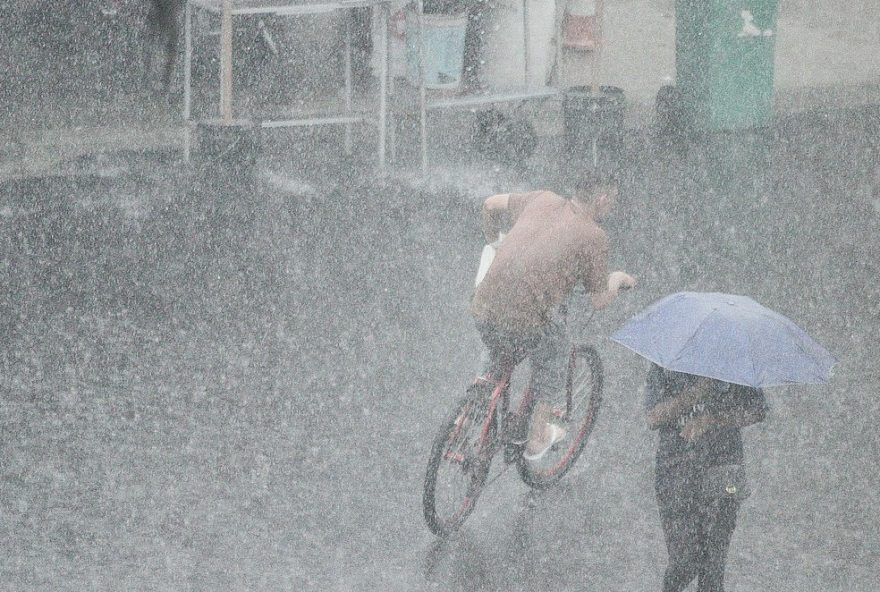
474, 233, 505, 287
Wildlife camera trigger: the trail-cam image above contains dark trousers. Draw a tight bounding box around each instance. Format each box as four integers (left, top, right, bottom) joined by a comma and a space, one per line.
348, 7, 373, 88
656, 469, 739, 592
474, 318, 568, 405
462, 0, 488, 87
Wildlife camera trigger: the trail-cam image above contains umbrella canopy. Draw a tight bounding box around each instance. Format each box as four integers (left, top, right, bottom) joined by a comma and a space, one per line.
610, 292, 836, 387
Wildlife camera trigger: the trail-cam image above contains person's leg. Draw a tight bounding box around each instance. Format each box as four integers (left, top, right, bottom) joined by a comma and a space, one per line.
524, 318, 568, 456
462, 0, 488, 90
349, 7, 373, 90
474, 320, 529, 383
657, 471, 703, 592
474, 320, 536, 454
696, 498, 739, 592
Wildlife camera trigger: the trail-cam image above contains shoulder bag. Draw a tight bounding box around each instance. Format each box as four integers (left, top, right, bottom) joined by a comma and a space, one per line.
703, 463, 751, 501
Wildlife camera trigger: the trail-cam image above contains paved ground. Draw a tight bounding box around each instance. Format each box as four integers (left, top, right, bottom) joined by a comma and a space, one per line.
1, 6, 878, 590
0, 103, 878, 590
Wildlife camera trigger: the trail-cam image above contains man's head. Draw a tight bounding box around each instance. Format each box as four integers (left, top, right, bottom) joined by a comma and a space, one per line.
571, 170, 620, 219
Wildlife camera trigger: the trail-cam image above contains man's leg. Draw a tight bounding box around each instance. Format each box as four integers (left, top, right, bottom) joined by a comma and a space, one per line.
462, 0, 488, 90
349, 7, 373, 90
474, 320, 529, 382
696, 498, 739, 592
475, 320, 537, 456
657, 471, 703, 592
524, 318, 568, 457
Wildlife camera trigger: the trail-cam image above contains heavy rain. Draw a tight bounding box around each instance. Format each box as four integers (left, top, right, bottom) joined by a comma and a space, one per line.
0, 1, 878, 590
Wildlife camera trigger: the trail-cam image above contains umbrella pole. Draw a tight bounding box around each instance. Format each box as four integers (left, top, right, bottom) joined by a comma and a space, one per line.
591, 0, 603, 95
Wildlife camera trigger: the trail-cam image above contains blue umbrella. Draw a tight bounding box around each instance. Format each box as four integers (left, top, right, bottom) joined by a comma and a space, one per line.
610, 292, 836, 387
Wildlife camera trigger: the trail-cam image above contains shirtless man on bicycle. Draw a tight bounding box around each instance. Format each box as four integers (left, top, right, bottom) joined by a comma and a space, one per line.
471, 172, 636, 460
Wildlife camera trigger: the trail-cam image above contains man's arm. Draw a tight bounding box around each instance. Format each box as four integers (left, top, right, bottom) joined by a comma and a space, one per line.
481, 193, 510, 243
714, 406, 767, 429
583, 235, 636, 309
590, 271, 637, 310
679, 401, 767, 442
646, 377, 711, 430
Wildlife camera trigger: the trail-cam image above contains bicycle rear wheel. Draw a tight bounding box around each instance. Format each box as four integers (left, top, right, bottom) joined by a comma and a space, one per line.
423, 388, 496, 536
517, 344, 603, 489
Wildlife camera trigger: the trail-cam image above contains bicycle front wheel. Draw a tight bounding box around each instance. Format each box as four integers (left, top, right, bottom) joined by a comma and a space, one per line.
423, 388, 496, 536
517, 345, 603, 489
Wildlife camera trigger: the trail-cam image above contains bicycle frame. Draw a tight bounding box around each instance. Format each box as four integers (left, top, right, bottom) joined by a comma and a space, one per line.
473, 343, 586, 459
471, 300, 598, 466
473, 367, 535, 458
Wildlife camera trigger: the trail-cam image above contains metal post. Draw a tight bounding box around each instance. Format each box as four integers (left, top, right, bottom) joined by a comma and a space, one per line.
183, 1, 193, 161
522, 0, 529, 87
378, 2, 389, 169
344, 11, 353, 153
591, 0, 603, 95
418, 0, 427, 172
184, 1, 192, 121
220, 0, 233, 122
555, 0, 564, 90
389, 66, 397, 163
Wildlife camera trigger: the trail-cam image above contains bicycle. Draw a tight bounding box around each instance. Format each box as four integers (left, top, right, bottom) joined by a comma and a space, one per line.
422, 308, 604, 537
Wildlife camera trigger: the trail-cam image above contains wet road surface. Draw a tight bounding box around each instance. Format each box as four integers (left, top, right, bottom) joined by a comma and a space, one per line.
0, 109, 878, 591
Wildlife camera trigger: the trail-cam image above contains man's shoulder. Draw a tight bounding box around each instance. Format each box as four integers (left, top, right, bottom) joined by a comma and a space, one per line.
517, 190, 563, 206
509, 190, 565, 221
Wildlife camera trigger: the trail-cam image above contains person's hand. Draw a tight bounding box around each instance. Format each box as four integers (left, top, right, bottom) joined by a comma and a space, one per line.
610, 271, 636, 292
679, 415, 715, 443
677, 376, 712, 407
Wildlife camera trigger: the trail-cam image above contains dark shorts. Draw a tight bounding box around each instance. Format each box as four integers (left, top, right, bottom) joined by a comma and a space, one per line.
474, 317, 568, 405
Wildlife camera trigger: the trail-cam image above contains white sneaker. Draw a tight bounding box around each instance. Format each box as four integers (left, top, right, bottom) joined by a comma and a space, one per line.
523, 424, 567, 462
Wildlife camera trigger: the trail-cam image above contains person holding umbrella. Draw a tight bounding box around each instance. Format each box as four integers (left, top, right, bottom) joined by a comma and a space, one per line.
612, 291, 836, 592
644, 365, 767, 592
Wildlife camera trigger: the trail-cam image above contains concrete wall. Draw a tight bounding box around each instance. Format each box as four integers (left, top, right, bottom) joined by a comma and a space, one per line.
779, 0, 879, 27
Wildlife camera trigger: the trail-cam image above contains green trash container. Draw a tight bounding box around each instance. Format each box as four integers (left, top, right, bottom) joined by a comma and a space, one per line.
675, 0, 778, 131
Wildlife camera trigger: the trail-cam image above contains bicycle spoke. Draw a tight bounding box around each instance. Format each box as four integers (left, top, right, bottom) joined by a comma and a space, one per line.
517, 346, 602, 488
565, 366, 593, 418
567, 388, 592, 417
